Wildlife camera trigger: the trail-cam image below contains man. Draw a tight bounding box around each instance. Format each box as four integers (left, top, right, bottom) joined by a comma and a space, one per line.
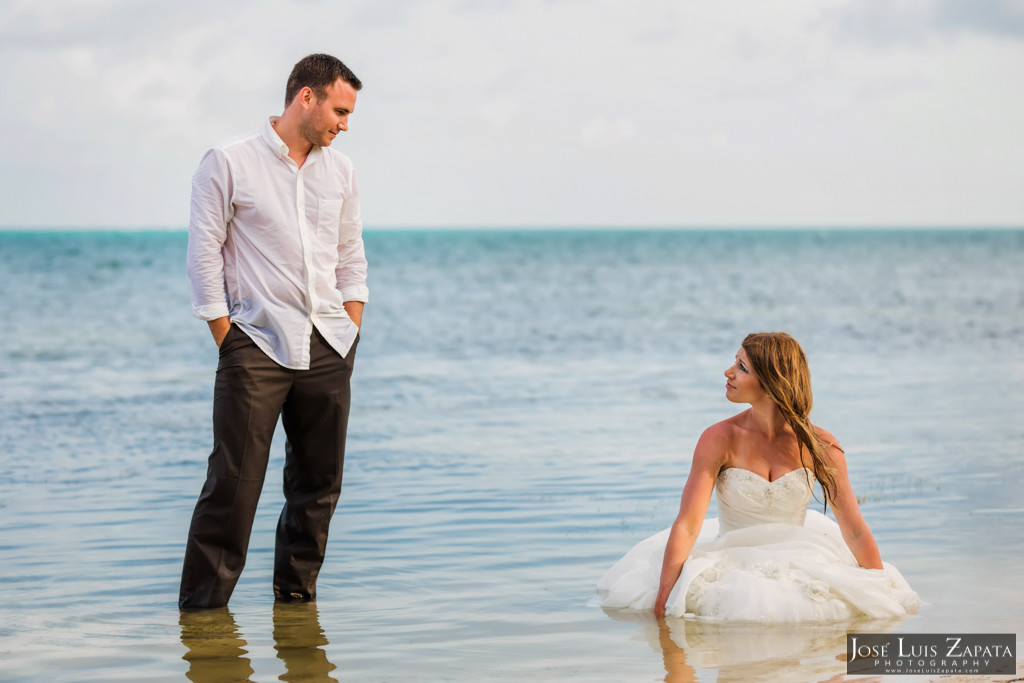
180, 54, 368, 610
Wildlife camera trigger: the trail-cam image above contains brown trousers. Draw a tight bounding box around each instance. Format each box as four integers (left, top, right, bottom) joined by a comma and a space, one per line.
179, 325, 357, 610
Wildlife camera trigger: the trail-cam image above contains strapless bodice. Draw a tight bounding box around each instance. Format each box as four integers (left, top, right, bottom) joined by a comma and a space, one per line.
715, 467, 814, 534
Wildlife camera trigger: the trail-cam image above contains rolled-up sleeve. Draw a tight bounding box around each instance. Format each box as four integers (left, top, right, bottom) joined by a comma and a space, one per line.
336, 170, 369, 303
186, 149, 233, 320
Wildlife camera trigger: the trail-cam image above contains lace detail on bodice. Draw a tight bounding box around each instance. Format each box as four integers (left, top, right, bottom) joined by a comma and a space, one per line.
715, 468, 814, 534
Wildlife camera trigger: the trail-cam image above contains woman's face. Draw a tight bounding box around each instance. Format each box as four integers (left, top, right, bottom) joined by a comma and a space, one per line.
724, 347, 762, 403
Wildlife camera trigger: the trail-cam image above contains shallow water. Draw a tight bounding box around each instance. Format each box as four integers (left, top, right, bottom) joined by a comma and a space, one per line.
0, 229, 1022, 681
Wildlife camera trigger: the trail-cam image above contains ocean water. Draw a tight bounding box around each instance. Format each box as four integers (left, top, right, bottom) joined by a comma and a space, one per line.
0, 228, 1021, 682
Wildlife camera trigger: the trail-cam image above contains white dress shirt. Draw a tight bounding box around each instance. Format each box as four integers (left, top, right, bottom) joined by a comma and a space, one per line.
187, 117, 369, 370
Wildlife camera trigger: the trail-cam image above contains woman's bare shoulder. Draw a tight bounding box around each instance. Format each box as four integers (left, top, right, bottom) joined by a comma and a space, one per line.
697, 415, 744, 452
688, 419, 737, 475
812, 425, 848, 468
812, 424, 841, 449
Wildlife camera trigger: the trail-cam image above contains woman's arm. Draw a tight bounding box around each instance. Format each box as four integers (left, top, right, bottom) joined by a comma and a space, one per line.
819, 429, 883, 570
654, 424, 729, 617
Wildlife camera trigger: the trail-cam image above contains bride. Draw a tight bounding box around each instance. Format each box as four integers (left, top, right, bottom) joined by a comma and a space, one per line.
597, 332, 920, 622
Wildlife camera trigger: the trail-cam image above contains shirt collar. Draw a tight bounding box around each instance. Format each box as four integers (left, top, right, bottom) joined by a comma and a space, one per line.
262, 116, 323, 165
262, 116, 289, 159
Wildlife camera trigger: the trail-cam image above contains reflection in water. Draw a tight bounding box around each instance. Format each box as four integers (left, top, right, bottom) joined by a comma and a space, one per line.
178, 604, 338, 682
605, 608, 903, 683
273, 602, 339, 682
656, 619, 698, 683
179, 608, 254, 683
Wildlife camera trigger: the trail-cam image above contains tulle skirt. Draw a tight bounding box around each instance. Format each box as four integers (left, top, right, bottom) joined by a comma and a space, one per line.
597, 512, 920, 623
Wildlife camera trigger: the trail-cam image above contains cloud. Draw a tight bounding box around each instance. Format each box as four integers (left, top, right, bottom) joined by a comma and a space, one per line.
578, 117, 636, 148
933, 0, 1024, 39
828, 0, 1024, 46
0, 0, 1022, 228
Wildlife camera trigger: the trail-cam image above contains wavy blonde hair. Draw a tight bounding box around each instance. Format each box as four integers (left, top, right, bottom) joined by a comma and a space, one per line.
741, 332, 839, 506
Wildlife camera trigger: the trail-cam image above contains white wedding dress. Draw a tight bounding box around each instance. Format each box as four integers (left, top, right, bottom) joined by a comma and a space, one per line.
597, 467, 920, 622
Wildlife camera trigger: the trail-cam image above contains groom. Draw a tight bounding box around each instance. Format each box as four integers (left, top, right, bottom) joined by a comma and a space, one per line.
179, 54, 369, 610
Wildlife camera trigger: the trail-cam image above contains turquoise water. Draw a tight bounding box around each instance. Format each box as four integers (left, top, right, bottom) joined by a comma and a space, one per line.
0, 229, 1022, 681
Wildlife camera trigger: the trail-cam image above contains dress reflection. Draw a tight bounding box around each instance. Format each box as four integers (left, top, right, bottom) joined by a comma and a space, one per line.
178, 603, 338, 682
604, 609, 904, 683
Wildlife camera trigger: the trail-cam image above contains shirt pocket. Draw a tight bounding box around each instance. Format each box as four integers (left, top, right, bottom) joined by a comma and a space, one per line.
316, 199, 344, 243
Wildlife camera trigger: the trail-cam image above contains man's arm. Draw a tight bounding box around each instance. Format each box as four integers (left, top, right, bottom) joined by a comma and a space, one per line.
343, 302, 363, 330
335, 168, 369, 317
207, 316, 232, 347
186, 148, 233, 345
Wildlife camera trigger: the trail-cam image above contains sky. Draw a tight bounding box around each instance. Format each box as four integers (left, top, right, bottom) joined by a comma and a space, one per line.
1, 0, 1023, 229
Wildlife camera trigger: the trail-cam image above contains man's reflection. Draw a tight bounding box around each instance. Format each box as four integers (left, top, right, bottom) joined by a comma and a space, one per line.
179, 603, 338, 682
273, 601, 338, 682
179, 608, 254, 683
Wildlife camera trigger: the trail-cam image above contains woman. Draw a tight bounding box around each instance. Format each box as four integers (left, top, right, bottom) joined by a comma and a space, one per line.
598, 332, 919, 622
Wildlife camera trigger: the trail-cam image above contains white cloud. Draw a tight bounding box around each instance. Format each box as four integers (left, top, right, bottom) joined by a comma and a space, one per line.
0, 0, 1022, 228
826, 0, 1024, 45
578, 117, 636, 148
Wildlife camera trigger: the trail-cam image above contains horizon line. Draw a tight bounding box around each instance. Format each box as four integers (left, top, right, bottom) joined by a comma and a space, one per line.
1, 224, 1022, 233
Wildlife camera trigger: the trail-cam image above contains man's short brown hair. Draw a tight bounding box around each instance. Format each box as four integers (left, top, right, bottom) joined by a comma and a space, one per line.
285, 54, 362, 107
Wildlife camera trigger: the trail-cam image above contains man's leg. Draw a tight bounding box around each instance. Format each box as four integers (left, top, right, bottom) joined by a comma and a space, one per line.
180, 326, 292, 610
273, 329, 357, 602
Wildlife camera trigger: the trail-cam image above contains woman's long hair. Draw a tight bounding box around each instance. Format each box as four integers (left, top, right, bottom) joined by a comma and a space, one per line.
741, 332, 840, 506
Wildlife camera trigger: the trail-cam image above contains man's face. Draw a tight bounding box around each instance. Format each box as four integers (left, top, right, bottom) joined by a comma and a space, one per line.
299, 77, 358, 148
